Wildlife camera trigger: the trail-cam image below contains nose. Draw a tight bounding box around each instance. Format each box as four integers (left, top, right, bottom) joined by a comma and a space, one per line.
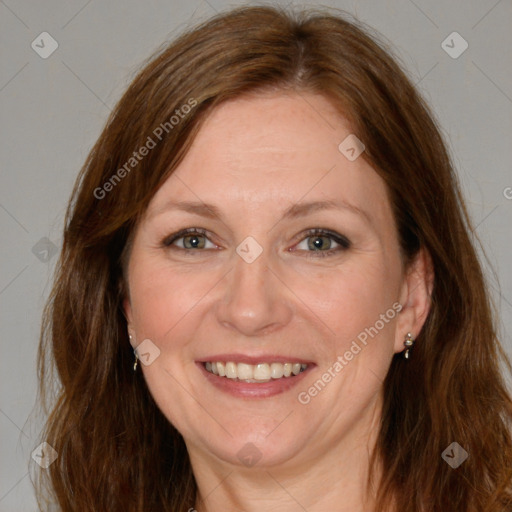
215, 246, 293, 337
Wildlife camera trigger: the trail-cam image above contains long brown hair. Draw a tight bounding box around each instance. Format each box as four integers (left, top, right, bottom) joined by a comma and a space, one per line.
34, 5, 512, 511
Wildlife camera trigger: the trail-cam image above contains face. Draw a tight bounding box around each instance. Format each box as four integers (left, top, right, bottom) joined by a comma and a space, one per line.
124, 91, 418, 471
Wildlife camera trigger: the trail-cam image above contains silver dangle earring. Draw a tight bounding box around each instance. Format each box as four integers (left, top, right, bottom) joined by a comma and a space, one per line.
403, 332, 414, 359
129, 332, 138, 371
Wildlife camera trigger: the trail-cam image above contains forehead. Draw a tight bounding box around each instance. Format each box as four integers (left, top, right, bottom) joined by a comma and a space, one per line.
146, 92, 392, 228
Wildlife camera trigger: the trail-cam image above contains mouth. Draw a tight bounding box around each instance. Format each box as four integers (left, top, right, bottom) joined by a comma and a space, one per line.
197, 356, 314, 399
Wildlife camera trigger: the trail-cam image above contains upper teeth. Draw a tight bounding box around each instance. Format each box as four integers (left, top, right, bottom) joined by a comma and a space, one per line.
205, 362, 308, 381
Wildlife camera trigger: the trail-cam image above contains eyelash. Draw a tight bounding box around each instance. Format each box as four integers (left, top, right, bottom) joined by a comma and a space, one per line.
161, 227, 351, 258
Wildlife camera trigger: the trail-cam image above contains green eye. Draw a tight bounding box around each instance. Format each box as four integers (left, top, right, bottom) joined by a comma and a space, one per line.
163, 228, 213, 250
295, 228, 351, 258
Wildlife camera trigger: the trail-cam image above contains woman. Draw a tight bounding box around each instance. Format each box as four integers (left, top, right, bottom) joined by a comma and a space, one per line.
35, 5, 512, 511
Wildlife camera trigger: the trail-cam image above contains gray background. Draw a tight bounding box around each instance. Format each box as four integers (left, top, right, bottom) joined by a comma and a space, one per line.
1, 0, 511, 509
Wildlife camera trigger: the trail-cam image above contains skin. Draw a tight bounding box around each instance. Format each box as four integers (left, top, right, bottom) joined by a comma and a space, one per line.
123, 91, 433, 512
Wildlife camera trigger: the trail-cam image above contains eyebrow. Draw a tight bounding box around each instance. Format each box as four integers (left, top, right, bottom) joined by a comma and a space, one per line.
150, 199, 372, 225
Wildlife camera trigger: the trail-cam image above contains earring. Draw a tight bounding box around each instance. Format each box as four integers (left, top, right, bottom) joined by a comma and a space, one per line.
403, 332, 414, 359
128, 332, 138, 371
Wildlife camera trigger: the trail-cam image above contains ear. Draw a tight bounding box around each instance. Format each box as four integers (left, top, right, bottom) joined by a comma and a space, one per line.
394, 247, 434, 353
123, 297, 137, 349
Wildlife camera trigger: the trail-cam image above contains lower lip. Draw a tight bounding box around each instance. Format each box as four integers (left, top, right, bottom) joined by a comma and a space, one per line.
197, 362, 313, 399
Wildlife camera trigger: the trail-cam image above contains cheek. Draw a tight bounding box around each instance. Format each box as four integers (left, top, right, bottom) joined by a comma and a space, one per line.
300, 259, 402, 417
128, 259, 211, 344
305, 256, 401, 351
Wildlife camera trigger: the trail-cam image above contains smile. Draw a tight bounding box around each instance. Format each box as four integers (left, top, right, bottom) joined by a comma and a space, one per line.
204, 361, 308, 382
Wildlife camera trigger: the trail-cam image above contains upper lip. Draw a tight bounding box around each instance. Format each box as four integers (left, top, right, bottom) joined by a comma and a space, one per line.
197, 354, 315, 365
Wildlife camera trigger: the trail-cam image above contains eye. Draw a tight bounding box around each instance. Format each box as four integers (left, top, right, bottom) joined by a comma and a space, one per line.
162, 228, 217, 251
293, 228, 351, 258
